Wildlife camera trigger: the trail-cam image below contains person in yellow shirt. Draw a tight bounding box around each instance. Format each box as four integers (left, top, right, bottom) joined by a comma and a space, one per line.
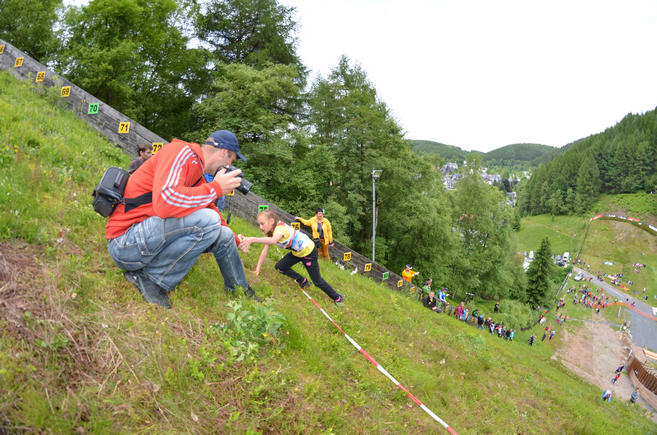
294, 208, 333, 259
401, 265, 419, 283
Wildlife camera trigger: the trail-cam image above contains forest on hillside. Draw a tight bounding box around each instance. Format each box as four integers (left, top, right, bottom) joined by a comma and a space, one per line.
519, 110, 657, 216
2, 0, 589, 307
410, 140, 558, 175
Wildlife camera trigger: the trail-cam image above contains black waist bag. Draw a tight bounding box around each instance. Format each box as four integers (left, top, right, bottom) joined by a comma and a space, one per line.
92, 167, 154, 217
92, 167, 130, 217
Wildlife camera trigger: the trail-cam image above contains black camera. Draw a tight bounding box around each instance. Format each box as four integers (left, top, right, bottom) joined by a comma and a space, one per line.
222, 165, 253, 195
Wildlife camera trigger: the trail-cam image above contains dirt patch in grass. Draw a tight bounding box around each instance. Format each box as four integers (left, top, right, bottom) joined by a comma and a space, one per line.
0, 241, 47, 335
556, 319, 657, 422
556, 320, 633, 399
0, 241, 109, 384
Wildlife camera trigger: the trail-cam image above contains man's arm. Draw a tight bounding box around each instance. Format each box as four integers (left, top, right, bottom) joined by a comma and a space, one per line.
295, 216, 312, 226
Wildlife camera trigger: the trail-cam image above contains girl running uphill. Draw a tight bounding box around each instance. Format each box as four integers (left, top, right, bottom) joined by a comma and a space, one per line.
241, 210, 345, 304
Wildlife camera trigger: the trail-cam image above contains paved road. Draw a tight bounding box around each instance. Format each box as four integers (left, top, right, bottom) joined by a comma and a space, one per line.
572, 266, 657, 351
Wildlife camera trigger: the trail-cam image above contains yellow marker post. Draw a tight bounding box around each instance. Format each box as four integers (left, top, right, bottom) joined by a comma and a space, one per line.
364, 263, 372, 272
61, 86, 71, 97
0, 44, 5, 55
397, 280, 404, 288
152, 142, 163, 154
343, 252, 351, 261
13, 57, 24, 67
291, 222, 300, 230
36, 71, 46, 82
119, 122, 130, 134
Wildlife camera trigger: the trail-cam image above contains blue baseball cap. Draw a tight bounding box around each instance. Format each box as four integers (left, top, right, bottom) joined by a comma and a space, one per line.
206, 130, 246, 162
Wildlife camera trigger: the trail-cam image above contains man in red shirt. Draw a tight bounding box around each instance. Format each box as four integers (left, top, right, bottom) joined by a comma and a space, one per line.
107, 130, 260, 307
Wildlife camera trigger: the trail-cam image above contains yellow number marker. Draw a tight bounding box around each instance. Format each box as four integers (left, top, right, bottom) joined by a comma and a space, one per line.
225, 190, 234, 196
119, 122, 130, 134
364, 263, 372, 272
13, 57, 24, 67
397, 280, 404, 288
291, 222, 300, 230
0, 45, 5, 55
410, 286, 416, 294
61, 86, 71, 97
343, 252, 351, 261
36, 71, 46, 82
152, 142, 163, 154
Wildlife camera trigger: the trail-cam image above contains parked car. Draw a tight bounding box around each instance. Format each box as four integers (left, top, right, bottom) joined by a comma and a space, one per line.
574, 272, 584, 281
563, 252, 570, 264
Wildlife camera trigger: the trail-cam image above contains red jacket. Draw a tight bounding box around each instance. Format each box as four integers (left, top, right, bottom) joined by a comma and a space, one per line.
106, 139, 236, 244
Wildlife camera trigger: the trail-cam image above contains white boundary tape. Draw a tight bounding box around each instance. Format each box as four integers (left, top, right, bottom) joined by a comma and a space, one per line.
300, 289, 458, 434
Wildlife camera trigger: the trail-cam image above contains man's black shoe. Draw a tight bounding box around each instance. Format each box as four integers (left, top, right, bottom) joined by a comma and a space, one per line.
245, 286, 262, 303
124, 270, 171, 309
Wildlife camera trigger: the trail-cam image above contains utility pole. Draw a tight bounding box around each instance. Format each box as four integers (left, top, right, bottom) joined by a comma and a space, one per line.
372, 169, 382, 262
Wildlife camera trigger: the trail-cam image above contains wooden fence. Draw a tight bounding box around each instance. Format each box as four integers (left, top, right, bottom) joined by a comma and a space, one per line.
0, 39, 166, 157
628, 357, 657, 396
0, 39, 416, 294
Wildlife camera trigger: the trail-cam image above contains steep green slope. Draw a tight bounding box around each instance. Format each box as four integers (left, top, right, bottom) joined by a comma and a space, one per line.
1, 71, 654, 434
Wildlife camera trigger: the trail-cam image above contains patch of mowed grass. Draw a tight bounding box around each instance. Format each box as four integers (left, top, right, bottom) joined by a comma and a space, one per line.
515, 214, 587, 255
0, 70, 655, 433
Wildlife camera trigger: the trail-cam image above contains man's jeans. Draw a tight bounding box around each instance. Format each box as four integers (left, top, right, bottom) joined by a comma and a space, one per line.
107, 209, 248, 292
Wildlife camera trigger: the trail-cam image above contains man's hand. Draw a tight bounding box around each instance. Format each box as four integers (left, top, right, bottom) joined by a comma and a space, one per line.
214, 167, 243, 195
239, 236, 253, 252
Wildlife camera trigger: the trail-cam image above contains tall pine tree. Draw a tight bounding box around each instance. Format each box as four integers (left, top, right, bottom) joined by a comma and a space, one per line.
526, 237, 554, 308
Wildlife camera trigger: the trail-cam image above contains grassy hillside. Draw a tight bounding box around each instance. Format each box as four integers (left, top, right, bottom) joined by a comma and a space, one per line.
516, 213, 657, 306
1, 71, 654, 433
580, 219, 657, 305
592, 193, 657, 226
514, 215, 587, 256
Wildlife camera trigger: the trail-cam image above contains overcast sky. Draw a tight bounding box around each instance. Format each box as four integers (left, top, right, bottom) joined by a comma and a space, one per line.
281, 0, 657, 152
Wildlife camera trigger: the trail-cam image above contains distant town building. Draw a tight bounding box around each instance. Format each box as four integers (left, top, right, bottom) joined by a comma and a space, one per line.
506, 191, 517, 206
440, 162, 458, 175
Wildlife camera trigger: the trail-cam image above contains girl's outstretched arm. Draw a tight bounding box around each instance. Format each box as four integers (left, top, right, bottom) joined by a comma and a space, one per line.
244, 235, 281, 245
254, 244, 270, 278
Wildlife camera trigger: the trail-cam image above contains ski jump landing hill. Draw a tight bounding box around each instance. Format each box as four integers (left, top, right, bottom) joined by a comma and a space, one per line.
0, 39, 415, 294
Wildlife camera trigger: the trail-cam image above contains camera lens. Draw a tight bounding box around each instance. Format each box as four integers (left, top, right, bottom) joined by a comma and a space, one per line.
238, 178, 253, 194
